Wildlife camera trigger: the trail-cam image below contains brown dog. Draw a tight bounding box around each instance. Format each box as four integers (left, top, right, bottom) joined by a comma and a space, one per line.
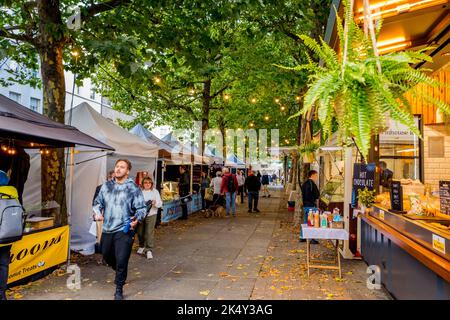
214, 206, 226, 218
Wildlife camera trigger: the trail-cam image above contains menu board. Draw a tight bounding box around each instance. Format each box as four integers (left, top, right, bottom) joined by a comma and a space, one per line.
390, 180, 404, 212
352, 163, 376, 208
439, 181, 450, 215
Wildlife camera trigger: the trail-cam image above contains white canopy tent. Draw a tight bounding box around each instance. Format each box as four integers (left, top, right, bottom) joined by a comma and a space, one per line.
24, 102, 159, 255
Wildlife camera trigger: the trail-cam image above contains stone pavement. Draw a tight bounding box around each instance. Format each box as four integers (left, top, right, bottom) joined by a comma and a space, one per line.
9, 187, 391, 300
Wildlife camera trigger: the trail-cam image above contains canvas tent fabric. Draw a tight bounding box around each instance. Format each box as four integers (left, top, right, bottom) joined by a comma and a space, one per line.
23, 103, 159, 255
0, 94, 113, 150
130, 124, 173, 158
161, 132, 212, 164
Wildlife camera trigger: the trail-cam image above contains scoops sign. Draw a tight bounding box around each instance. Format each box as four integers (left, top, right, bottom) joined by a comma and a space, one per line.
7, 226, 69, 284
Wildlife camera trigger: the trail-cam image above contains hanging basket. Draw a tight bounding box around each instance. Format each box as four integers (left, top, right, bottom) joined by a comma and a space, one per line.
302, 153, 314, 163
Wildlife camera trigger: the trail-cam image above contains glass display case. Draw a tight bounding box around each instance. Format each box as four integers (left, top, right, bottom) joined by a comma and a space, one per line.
162, 181, 179, 202
320, 175, 344, 207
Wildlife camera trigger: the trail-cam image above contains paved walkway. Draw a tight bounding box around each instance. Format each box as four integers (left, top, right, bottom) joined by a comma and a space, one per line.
9, 187, 390, 300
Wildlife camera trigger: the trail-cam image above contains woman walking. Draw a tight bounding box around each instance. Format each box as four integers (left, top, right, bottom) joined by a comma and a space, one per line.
137, 177, 162, 259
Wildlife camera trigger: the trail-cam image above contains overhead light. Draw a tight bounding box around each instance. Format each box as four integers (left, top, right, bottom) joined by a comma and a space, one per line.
376, 37, 406, 48
274, 98, 280, 103
378, 42, 411, 54
396, 148, 417, 153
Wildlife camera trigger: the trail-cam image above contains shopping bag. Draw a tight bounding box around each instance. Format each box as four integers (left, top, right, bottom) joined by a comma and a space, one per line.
88, 220, 97, 237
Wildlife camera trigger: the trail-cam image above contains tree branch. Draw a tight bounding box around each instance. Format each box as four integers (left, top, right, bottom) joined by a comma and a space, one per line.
0, 29, 35, 44
211, 80, 235, 99
82, 0, 132, 23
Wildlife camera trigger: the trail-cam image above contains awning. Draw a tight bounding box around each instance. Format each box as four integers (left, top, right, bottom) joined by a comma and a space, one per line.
0, 94, 114, 150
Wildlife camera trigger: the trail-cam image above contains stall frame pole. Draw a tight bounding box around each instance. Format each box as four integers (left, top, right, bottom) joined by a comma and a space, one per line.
66, 147, 75, 268
340, 146, 355, 259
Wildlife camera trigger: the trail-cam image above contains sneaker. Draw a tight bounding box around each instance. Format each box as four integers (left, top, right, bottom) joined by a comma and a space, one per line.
248, 209, 252, 213
146, 251, 153, 259
137, 247, 145, 255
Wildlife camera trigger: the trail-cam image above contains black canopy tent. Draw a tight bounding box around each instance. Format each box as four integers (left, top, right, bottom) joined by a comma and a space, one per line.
1, 94, 115, 285
0, 94, 113, 150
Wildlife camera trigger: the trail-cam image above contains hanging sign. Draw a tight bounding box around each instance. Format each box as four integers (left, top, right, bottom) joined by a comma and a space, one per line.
352, 163, 376, 208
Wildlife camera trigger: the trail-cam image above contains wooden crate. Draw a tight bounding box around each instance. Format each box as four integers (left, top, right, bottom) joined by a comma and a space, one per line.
26, 217, 54, 230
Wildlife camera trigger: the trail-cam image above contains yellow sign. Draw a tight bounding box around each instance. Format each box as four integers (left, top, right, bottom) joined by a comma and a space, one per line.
7, 226, 69, 284
432, 234, 446, 255
379, 210, 385, 221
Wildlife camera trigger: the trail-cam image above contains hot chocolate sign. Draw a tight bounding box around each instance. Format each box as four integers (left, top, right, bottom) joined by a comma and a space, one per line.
352, 163, 376, 208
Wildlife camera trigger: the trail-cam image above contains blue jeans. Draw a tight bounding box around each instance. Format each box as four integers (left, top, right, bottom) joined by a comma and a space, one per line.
225, 192, 236, 216
300, 207, 316, 238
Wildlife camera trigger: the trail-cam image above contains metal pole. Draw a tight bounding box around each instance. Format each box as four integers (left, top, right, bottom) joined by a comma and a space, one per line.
66, 147, 75, 267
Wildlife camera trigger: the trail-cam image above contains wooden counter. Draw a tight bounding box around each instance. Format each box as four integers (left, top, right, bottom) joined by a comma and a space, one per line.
362, 213, 450, 283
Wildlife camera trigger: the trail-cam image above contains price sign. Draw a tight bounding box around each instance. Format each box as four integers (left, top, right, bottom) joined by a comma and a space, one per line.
390, 180, 403, 212
439, 181, 450, 215
379, 210, 385, 221
432, 234, 446, 254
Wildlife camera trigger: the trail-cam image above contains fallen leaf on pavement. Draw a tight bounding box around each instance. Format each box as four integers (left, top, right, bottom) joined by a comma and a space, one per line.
199, 290, 210, 296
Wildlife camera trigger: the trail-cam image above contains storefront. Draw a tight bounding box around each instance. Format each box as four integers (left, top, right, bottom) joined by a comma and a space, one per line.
0, 95, 113, 286
322, 0, 450, 299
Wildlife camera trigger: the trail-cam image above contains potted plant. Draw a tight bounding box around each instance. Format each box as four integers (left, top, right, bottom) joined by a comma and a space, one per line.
358, 187, 376, 213
298, 142, 319, 163
288, 0, 449, 159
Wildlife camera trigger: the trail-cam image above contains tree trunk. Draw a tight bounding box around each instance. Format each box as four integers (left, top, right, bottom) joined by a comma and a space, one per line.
202, 79, 211, 152
38, 0, 68, 225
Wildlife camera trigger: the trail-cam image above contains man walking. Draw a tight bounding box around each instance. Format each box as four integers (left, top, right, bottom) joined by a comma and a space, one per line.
178, 166, 190, 220
220, 168, 238, 217
300, 170, 320, 244
245, 170, 261, 213
93, 159, 147, 300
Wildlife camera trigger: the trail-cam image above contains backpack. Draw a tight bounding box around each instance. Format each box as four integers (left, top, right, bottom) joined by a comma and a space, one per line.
0, 194, 26, 244
227, 175, 236, 193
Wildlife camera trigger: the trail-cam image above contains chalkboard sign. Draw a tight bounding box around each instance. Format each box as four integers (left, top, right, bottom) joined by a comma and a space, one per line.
390, 180, 404, 212
352, 163, 376, 208
439, 181, 450, 215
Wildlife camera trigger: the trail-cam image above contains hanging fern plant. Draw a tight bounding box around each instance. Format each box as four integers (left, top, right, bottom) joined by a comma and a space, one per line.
290, 0, 450, 158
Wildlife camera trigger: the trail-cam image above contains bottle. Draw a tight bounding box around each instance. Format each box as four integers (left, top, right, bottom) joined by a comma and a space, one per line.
307, 209, 313, 226
314, 211, 320, 228
321, 213, 328, 228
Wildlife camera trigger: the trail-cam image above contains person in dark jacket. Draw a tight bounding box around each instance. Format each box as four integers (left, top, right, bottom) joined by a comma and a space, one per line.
261, 172, 271, 197
178, 166, 190, 220
245, 170, 261, 213
220, 167, 239, 217
300, 170, 320, 243
92, 170, 115, 205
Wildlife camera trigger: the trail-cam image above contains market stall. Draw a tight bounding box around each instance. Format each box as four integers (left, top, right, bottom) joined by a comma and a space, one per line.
132, 126, 209, 222
24, 103, 159, 255
0, 94, 114, 286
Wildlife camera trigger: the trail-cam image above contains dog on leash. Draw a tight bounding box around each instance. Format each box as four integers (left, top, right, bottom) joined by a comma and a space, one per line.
214, 206, 226, 218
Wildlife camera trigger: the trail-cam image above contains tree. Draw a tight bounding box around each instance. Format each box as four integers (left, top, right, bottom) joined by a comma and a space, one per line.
0, 0, 158, 224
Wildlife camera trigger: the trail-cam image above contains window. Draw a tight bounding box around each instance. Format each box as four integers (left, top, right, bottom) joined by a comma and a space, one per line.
9, 91, 21, 103
90, 88, 96, 100
30, 97, 40, 112
379, 116, 422, 181
101, 96, 111, 106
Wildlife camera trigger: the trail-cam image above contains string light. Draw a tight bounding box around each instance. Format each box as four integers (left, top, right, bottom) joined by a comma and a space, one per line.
264, 116, 269, 121
251, 98, 257, 104
1, 145, 6, 152
154, 76, 161, 84
295, 96, 301, 101
30, 142, 34, 147
70, 50, 79, 57
249, 122, 254, 128
224, 94, 230, 100
280, 106, 286, 111
189, 89, 195, 95
274, 98, 280, 103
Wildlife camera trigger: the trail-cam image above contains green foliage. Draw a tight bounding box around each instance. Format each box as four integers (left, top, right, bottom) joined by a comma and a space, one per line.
298, 142, 320, 156
357, 187, 376, 208
291, 1, 450, 158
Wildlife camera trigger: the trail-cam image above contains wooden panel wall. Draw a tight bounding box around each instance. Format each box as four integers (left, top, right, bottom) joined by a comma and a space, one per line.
405, 65, 450, 125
